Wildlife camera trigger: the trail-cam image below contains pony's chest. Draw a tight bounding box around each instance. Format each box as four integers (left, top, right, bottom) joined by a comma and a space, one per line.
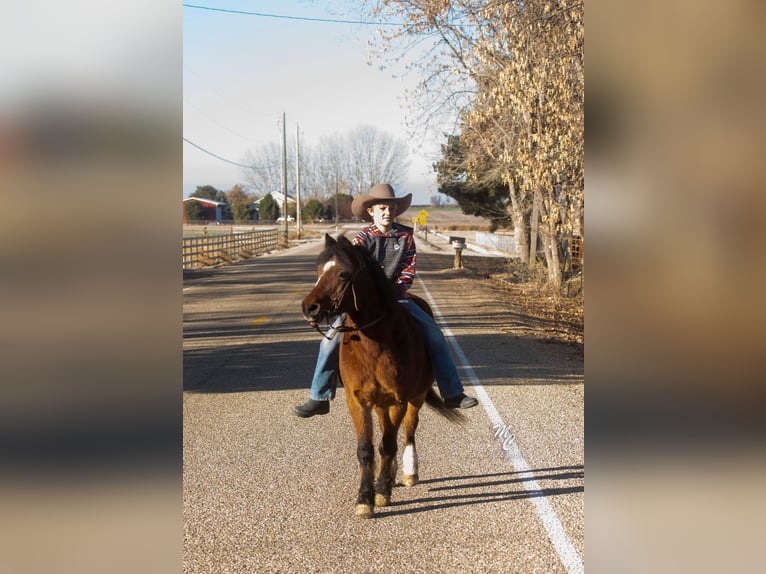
341, 340, 399, 376
340, 341, 405, 399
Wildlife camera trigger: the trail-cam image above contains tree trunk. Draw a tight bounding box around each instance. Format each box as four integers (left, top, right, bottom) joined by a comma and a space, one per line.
506, 177, 529, 263
538, 187, 563, 290
547, 237, 562, 289
529, 189, 540, 264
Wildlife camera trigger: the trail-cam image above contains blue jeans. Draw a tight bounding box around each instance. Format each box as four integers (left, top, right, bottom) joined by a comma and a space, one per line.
308, 300, 465, 401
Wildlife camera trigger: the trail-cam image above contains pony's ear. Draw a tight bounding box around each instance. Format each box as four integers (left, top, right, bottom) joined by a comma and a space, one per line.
324, 233, 336, 247
336, 235, 353, 249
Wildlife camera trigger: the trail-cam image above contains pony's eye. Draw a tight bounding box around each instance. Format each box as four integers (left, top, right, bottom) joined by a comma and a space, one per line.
338, 271, 351, 280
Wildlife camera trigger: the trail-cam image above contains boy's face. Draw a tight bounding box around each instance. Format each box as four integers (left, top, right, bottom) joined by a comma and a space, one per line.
367, 202, 396, 229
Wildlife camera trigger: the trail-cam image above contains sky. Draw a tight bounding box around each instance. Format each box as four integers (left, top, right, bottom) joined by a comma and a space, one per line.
183, 1, 448, 205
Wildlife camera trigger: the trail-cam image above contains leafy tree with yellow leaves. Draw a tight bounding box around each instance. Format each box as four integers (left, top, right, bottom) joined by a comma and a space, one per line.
361, 0, 583, 287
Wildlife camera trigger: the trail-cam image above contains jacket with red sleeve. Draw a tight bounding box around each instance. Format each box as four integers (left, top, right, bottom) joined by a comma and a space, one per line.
352, 222, 417, 298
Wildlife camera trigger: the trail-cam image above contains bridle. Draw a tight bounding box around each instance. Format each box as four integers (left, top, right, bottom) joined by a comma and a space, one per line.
312, 259, 386, 340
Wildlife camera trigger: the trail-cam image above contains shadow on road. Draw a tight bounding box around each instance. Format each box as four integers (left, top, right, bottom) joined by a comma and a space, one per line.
183, 331, 582, 393
375, 465, 584, 518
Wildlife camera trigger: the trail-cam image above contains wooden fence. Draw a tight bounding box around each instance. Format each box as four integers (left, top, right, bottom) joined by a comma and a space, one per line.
182, 229, 279, 270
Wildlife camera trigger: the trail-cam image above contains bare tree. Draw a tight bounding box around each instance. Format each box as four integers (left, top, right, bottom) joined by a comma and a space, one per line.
242, 125, 410, 203
313, 134, 348, 200
346, 125, 410, 193
242, 141, 284, 195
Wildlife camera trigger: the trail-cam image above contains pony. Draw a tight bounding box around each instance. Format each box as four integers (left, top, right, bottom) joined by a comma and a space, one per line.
301, 234, 465, 519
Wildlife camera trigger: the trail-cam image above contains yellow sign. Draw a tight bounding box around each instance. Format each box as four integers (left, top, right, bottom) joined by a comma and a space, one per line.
417, 209, 428, 226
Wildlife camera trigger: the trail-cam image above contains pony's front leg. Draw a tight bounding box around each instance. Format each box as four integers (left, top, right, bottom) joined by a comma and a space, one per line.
348, 400, 375, 519
401, 401, 422, 486
374, 404, 405, 507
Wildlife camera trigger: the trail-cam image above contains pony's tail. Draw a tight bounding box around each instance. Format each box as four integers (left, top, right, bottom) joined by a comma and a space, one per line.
424, 388, 467, 424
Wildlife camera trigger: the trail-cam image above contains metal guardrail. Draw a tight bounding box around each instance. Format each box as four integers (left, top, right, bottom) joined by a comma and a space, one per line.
473, 231, 583, 267
474, 231, 520, 254
182, 229, 279, 269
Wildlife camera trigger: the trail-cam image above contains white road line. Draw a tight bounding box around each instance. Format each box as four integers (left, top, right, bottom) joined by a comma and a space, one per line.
418, 278, 584, 574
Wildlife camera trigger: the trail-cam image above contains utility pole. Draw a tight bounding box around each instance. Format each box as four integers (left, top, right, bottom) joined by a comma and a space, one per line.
334, 171, 339, 234
295, 124, 301, 240
280, 111, 288, 243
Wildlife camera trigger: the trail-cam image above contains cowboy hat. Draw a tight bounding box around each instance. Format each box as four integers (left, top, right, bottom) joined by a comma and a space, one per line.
351, 183, 413, 222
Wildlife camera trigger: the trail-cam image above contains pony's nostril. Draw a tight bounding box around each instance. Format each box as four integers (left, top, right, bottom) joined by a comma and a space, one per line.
305, 302, 320, 318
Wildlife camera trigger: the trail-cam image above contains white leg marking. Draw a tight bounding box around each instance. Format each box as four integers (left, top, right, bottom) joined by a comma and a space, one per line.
402, 444, 417, 476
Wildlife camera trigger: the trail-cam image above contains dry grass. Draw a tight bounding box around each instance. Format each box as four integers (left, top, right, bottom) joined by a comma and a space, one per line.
466, 256, 584, 349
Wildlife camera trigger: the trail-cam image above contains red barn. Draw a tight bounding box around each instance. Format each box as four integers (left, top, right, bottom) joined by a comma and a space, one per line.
183, 197, 231, 223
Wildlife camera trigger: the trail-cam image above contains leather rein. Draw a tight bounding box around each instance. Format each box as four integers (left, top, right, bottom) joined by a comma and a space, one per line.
312, 260, 386, 340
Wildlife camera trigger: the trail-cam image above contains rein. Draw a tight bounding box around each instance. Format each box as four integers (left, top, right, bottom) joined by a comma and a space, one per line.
312, 259, 386, 340
312, 312, 386, 340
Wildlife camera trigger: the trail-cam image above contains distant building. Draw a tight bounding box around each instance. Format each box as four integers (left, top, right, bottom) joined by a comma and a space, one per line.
182, 197, 231, 223
252, 191, 297, 221
253, 191, 296, 207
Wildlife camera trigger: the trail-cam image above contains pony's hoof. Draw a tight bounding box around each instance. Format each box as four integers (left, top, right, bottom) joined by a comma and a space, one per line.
374, 493, 390, 507
354, 504, 374, 519
401, 473, 419, 487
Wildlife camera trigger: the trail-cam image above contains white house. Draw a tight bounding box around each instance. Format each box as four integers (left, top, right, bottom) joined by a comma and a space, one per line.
253, 191, 296, 206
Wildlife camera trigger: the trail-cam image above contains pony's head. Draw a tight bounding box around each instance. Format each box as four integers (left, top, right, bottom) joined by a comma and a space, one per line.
301, 234, 397, 327
301, 234, 360, 326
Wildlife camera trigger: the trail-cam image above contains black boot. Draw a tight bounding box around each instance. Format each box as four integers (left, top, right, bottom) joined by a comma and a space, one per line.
444, 393, 479, 409
293, 399, 330, 418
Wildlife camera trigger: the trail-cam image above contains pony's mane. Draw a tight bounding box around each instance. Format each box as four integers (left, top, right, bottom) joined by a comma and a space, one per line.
333, 235, 400, 308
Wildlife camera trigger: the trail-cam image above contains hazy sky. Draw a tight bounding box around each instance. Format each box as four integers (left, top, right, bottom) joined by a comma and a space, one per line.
183, 1, 445, 204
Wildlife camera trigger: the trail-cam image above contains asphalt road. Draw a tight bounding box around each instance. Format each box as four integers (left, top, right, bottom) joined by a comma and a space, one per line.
183, 231, 584, 573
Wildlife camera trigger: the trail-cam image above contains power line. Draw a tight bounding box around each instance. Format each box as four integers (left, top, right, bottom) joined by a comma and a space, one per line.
184, 137, 280, 171
182, 3, 401, 26
184, 99, 260, 144
183, 64, 278, 119
183, 137, 252, 169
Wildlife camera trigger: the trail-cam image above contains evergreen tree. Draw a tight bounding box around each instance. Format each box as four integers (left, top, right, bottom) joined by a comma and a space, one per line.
232, 202, 253, 223
434, 135, 513, 232
184, 200, 204, 222
258, 193, 280, 221
303, 199, 325, 222
191, 185, 227, 203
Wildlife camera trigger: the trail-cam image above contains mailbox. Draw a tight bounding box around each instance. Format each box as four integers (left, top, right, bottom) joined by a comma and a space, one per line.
450, 236, 466, 249
449, 236, 466, 269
